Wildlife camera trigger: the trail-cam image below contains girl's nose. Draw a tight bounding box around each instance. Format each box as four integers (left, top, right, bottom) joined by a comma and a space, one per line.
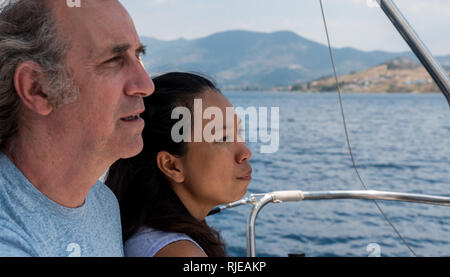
237, 143, 252, 163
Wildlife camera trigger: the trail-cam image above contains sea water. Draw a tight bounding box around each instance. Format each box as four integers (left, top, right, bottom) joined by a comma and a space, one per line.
207, 91, 450, 257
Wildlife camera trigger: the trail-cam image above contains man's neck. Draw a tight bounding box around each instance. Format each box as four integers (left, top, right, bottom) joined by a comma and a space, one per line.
4, 136, 109, 209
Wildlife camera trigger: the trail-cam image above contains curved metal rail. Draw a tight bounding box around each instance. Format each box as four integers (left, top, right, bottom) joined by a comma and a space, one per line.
243, 190, 450, 257
380, 0, 450, 107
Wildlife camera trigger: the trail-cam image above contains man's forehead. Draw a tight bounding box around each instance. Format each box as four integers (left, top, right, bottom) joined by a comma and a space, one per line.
49, 0, 124, 18
49, 0, 139, 57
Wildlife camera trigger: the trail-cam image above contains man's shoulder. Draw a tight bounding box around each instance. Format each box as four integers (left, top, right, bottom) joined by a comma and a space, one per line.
88, 181, 120, 215
0, 163, 12, 189
0, 153, 28, 204
0, 161, 34, 217
91, 180, 118, 203
0, 217, 36, 257
0, 158, 37, 257
0, 168, 17, 216
0, 178, 36, 257
0, 172, 7, 195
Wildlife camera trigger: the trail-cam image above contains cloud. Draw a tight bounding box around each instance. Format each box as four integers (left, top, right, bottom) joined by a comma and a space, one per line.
406, 0, 450, 17
146, 0, 168, 7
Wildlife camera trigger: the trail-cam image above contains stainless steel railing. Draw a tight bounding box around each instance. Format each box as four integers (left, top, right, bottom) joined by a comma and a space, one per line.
244, 190, 450, 256
209, 190, 450, 257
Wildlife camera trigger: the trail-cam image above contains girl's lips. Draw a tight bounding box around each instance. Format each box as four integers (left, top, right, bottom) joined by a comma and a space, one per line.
237, 175, 252, 181
237, 170, 252, 181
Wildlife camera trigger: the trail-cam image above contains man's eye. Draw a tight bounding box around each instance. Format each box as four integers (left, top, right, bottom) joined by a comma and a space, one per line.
105, 56, 123, 64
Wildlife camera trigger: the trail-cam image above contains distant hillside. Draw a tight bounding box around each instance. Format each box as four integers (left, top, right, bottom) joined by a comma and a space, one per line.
141, 30, 449, 90
291, 57, 450, 93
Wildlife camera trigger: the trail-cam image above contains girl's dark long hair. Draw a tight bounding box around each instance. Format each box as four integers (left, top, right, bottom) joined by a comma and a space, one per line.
106, 72, 226, 257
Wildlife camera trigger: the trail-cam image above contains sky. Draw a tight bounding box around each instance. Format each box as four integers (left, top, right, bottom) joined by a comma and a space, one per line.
120, 0, 450, 56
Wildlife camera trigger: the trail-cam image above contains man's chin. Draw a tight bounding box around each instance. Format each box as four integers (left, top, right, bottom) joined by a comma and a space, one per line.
119, 137, 144, 159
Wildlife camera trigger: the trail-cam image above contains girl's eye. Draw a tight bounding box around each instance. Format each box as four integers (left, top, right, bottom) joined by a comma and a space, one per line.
218, 136, 228, 142
215, 136, 228, 143
238, 128, 244, 136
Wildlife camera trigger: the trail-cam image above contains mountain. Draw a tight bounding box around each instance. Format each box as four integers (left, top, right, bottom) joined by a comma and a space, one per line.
141, 30, 448, 90
291, 57, 450, 93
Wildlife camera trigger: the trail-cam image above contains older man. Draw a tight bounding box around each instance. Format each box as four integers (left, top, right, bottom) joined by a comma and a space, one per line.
0, 0, 154, 256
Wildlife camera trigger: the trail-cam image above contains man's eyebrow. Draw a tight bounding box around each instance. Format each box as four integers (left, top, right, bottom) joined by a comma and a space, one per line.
95, 43, 147, 60
136, 44, 147, 56
111, 43, 131, 55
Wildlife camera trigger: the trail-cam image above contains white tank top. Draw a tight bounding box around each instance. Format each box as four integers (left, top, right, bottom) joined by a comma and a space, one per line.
124, 226, 204, 257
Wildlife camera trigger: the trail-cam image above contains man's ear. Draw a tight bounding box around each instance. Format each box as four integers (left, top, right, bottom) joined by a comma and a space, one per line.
156, 151, 185, 184
14, 61, 53, 116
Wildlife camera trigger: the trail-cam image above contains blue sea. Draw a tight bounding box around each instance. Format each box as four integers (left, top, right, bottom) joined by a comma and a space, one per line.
206, 91, 450, 257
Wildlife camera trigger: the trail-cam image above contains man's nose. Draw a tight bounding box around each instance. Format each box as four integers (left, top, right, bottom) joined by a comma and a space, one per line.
124, 59, 155, 97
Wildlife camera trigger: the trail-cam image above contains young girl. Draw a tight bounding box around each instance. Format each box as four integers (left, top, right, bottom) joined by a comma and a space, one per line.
106, 72, 252, 257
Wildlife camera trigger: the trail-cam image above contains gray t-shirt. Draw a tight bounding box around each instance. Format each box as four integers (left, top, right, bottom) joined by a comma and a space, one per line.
0, 152, 123, 257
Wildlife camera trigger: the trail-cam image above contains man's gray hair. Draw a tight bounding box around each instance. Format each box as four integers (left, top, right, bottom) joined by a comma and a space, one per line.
0, 0, 79, 149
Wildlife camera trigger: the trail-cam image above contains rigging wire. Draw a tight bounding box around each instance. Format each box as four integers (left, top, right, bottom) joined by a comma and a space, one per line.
318, 0, 417, 257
